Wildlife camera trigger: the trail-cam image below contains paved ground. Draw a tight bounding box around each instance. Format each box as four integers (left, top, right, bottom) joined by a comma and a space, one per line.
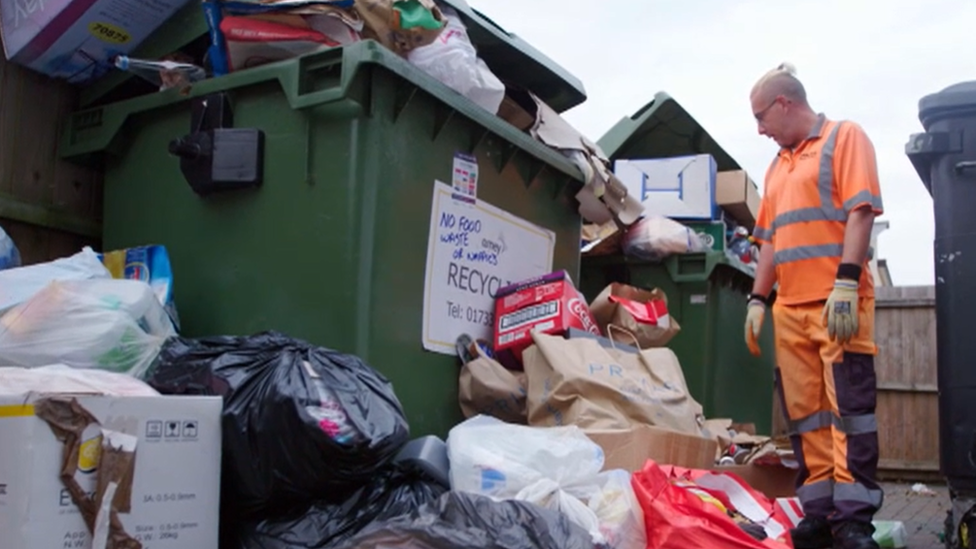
875, 482, 950, 548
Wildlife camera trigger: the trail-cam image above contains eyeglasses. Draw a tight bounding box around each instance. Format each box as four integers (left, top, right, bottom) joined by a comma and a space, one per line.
754, 97, 782, 122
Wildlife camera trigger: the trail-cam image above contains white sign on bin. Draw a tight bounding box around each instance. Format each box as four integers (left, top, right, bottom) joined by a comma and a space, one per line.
422, 180, 555, 355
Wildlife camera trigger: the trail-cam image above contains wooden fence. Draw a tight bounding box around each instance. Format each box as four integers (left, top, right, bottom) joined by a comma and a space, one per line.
0, 55, 103, 264
769, 285, 939, 481
874, 285, 939, 480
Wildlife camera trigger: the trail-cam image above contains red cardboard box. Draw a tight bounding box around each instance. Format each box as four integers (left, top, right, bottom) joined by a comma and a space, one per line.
494, 270, 601, 367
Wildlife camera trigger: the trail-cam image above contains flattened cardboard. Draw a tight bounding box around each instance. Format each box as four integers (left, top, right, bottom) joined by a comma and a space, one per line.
713, 464, 798, 499
716, 170, 761, 230
586, 424, 717, 472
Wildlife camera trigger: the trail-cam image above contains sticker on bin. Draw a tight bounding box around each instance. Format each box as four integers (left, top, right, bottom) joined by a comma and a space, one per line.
493, 271, 601, 365
452, 152, 478, 204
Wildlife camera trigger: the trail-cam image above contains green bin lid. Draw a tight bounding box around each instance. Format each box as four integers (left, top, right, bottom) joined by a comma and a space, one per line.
918, 80, 976, 130
82, 0, 587, 113
441, 0, 586, 113
598, 92, 741, 170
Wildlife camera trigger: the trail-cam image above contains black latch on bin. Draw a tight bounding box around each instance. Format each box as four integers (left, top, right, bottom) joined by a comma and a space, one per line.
168, 92, 264, 196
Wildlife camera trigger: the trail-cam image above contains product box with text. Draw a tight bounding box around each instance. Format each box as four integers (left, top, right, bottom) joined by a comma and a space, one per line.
0, 0, 195, 83
493, 270, 601, 368
0, 393, 222, 549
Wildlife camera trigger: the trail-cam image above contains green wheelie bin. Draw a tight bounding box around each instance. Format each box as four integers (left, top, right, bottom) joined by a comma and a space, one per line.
580, 93, 778, 434
61, 40, 589, 439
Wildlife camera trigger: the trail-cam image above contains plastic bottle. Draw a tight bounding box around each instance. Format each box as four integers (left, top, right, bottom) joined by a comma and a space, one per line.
112, 55, 207, 91
0, 226, 21, 271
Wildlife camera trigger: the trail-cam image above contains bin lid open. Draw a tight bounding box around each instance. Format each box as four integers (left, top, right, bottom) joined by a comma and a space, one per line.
441, 0, 586, 113
598, 92, 740, 170
82, 0, 588, 114
919, 80, 976, 129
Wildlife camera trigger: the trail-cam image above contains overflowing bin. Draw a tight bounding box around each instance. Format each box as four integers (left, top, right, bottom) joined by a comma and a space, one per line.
906, 80, 976, 547
580, 93, 776, 434
60, 38, 589, 439
581, 252, 775, 435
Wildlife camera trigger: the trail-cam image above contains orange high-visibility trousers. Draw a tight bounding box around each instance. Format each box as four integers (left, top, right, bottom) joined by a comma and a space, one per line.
772, 297, 883, 524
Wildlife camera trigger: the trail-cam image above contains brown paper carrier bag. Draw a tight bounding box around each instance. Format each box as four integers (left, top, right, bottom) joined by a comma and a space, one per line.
589, 282, 681, 348
522, 329, 704, 436
458, 345, 527, 424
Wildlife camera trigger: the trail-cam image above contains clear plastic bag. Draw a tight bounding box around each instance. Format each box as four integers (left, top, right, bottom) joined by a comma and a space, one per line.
447, 416, 644, 547
0, 246, 111, 313
0, 279, 176, 377
406, 6, 505, 114
623, 216, 706, 261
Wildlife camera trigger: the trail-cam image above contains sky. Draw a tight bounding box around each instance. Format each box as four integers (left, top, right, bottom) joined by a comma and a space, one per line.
468, 0, 976, 286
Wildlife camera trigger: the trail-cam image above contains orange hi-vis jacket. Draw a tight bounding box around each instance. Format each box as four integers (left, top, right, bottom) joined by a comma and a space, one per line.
752, 115, 884, 306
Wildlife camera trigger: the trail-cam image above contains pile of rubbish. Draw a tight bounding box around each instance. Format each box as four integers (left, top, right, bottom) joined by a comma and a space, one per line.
0, 241, 902, 549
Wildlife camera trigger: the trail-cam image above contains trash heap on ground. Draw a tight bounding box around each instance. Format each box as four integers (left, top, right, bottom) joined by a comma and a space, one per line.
0, 1, 910, 548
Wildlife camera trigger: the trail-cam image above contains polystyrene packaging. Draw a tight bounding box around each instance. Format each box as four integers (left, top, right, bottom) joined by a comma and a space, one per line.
406, 6, 505, 114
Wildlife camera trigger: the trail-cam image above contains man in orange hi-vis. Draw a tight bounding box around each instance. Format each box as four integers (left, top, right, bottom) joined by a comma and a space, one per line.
743, 63, 885, 549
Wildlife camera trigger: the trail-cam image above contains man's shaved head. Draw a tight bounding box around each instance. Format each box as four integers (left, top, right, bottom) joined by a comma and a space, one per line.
752, 62, 808, 105
750, 62, 818, 148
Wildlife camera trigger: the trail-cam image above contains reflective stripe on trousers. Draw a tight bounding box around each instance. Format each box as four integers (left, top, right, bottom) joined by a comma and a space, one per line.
772, 298, 883, 524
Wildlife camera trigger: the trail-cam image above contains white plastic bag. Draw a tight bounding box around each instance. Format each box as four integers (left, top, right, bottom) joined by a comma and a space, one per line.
588, 470, 648, 549
0, 279, 176, 377
406, 6, 505, 114
623, 215, 706, 261
0, 246, 111, 313
448, 415, 641, 546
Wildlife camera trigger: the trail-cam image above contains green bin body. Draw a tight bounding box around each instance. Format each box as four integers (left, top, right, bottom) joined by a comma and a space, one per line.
580, 253, 776, 434
588, 95, 777, 434
61, 41, 585, 438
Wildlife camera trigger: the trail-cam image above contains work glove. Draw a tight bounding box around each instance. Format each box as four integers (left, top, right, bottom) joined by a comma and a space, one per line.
744, 299, 765, 357
822, 279, 859, 344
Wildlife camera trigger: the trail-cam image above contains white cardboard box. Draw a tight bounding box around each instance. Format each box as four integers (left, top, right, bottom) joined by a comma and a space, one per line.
0, 0, 195, 83
614, 154, 719, 221
0, 394, 222, 549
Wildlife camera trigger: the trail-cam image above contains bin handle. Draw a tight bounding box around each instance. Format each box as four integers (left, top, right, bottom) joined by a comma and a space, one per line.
955, 161, 976, 174
290, 48, 352, 111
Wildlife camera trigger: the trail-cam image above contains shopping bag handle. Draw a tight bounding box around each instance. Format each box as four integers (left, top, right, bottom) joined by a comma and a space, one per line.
606, 324, 643, 351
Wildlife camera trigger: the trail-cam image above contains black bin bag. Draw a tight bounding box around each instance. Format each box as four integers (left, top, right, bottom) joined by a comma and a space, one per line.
336, 491, 601, 549
235, 464, 446, 549
145, 331, 411, 517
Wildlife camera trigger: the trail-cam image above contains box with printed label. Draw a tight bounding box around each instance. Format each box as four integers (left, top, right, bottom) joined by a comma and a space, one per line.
0, 0, 195, 83
614, 154, 719, 221
0, 393, 222, 549
494, 270, 601, 367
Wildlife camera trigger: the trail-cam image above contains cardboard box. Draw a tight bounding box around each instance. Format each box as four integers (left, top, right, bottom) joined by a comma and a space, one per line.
713, 464, 798, 499
0, 394, 222, 549
586, 424, 718, 472
0, 0, 195, 83
684, 219, 728, 252
716, 170, 761, 230
614, 154, 719, 221
497, 94, 535, 131
494, 270, 601, 365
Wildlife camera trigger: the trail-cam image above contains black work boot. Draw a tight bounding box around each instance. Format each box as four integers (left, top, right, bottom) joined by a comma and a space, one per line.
832, 521, 879, 549
790, 516, 834, 549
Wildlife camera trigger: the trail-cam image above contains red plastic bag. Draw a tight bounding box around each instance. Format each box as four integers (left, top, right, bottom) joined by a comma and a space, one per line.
631, 461, 793, 549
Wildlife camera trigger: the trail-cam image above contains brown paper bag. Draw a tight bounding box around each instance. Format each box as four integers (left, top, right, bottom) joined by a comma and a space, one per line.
458, 346, 527, 424
589, 283, 681, 348
522, 331, 704, 435
354, 0, 445, 55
